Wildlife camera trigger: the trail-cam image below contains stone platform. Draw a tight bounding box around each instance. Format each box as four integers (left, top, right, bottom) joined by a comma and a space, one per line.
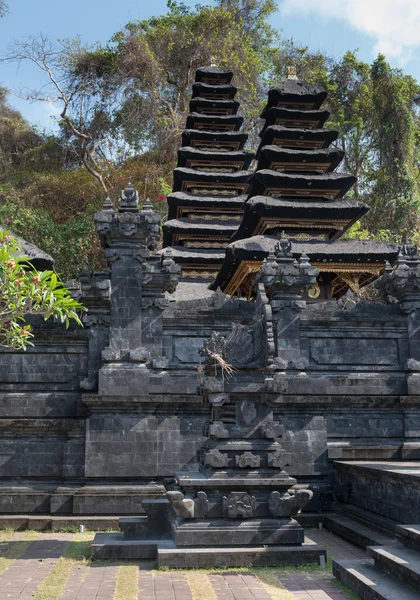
91, 531, 325, 566
333, 461, 420, 523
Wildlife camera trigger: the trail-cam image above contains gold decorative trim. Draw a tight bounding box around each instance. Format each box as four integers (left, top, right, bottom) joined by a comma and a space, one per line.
271, 162, 331, 174
225, 260, 384, 297
254, 217, 347, 235
225, 260, 261, 296
273, 139, 326, 149
184, 241, 227, 248
199, 93, 232, 100
200, 78, 230, 85
313, 262, 383, 276
276, 101, 316, 110
188, 213, 241, 221
274, 118, 319, 129
186, 160, 243, 172
181, 182, 249, 196
194, 124, 237, 132
265, 187, 340, 200
173, 234, 229, 244
191, 141, 241, 152
177, 206, 242, 218
196, 108, 234, 115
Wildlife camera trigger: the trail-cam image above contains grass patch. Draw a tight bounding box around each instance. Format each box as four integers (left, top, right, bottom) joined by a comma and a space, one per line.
186, 571, 217, 600
0, 531, 40, 575
252, 569, 294, 600
114, 564, 139, 600
330, 577, 362, 600
31, 533, 93, 600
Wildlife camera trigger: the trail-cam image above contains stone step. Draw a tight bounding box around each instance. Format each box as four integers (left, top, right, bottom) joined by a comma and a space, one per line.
325, 514, 395, 549
333, 558, 419, 600
119, 517, 149, 539
368, 543, 420, 587
337, 503, 400, 537
158, 543, 326, 569
396, 525, 420, 550
91, 532, 175, 560
0, 515, 120, 531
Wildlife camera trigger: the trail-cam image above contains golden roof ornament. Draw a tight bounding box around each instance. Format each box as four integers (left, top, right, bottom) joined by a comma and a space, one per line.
287, 66, 298, 80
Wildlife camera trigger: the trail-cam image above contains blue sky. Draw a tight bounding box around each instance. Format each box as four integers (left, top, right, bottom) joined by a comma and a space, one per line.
2, 0, 420, 130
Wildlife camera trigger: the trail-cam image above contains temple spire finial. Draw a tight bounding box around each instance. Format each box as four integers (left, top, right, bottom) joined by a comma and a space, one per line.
286, 65, 298, 80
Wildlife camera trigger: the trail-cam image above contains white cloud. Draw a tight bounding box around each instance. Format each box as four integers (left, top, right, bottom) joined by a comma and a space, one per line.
280, 0, 420, 63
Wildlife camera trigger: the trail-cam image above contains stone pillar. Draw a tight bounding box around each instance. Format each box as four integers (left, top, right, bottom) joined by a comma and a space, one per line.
257, 237, 318, 370
79, 268, 111, 392
93, 185, 180, 395
377, 244, 420, 393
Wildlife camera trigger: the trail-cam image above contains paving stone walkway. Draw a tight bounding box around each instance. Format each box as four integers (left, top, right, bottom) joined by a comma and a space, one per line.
0, 528, 363, 600
1, 533, 70, 600
139, 572, 193, 600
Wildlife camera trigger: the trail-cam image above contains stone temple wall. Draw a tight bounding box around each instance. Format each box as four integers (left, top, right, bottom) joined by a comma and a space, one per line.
1, 197, 420, 516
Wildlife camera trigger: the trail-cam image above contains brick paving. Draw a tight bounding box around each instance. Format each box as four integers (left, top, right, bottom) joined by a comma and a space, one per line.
0, 533, 71, 600
209, 572, 272, 599
63, 563, 118, 600
138, 572, 193, 599
0, 527, 364, 600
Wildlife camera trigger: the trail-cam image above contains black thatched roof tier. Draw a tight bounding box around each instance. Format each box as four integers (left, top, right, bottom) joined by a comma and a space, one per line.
258, 126, 339, 153
173, 167, 252, 195
257, 146, 344, 174
192, 82, 237, 100
181, 129, 248, 152
185, 112, 243, 132
163, 218, 239, 247
195, 66, 233, 85
177, 147, 254, 172
261, 107, 330, 133
189, 97, 240, 115
260, 80, 328, 116
211, 236, 399, 291
0, 226, 54, 271
162, 246, 225, 262
166, 191, 246, 221
230, 196, 370, 242
247, 170, 356, 201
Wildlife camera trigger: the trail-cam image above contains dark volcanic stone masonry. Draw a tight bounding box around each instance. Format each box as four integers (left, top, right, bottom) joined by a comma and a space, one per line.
1, 66, 420, 571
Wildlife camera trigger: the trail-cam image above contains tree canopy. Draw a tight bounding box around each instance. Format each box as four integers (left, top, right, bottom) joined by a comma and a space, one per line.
1, 0, 420, 278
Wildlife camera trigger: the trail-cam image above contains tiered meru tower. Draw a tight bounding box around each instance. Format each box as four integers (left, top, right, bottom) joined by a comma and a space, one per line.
163, 66, 253, 281
212, 79, 398, 299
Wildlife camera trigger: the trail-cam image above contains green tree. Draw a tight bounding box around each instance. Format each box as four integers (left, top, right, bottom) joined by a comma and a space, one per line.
0, 231, 85, 349
0, 0, 8, 17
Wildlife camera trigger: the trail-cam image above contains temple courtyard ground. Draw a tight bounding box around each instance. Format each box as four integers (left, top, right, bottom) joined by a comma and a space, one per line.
0, 528, 363, 600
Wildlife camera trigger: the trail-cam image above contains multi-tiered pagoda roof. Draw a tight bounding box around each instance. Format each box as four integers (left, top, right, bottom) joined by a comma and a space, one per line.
211, 79, 398, 299
163, 66, 254, 281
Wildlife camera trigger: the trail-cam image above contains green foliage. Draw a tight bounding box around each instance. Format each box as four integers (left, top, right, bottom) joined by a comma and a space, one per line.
2, 1, 420, 276
0, 0, 8, 17
0, 231, 86, 349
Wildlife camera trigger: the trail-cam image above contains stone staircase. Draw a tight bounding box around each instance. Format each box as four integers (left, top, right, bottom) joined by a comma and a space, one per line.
326, 508, 420, 599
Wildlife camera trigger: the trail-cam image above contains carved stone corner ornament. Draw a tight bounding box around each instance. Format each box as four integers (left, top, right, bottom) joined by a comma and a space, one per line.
268, 489, 313, 517
209, 421, 230, 439
256, 236, 318, 300
222, 492, 256, 519
235, 451, 261, 469
166, 491, 195, 519
261, 420, 284, 439
204, 449, 228, 468
267, 450, 291, 470
194, 491, 209, 519
406, 358, 420, 372
129, 348, 151, 364
376, 252, 420, 310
